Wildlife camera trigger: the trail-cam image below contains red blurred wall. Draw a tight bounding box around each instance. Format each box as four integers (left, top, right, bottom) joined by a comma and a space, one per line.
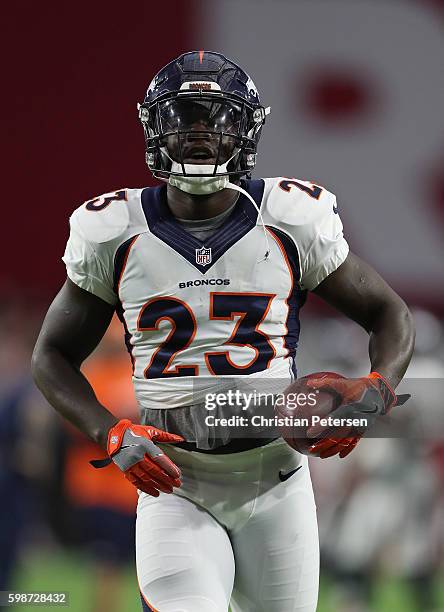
2, 2, 194, 298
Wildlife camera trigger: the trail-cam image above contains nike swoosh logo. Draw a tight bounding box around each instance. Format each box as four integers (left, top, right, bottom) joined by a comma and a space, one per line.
278, 465, 302, 482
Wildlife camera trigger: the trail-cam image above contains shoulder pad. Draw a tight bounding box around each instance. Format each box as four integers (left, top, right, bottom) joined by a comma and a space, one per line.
70, 188, 135, 244
263, 177, 336, 227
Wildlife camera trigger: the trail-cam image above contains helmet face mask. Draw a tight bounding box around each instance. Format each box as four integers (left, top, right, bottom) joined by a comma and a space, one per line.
158, 96, 246, 172
138, 52, 269, 181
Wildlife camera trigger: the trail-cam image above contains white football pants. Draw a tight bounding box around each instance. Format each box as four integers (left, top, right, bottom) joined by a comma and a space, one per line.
136, 439, 319, 612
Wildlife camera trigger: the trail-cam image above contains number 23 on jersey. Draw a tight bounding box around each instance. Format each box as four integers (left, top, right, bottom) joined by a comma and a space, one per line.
137, 293, 276, 378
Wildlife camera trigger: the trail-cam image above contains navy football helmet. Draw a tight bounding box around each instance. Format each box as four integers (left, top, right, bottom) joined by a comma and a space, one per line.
138, 51, 270, 180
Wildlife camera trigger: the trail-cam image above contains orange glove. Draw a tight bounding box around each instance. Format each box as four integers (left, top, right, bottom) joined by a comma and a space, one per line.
91, 419, 184, 496
304, 372, 400, 459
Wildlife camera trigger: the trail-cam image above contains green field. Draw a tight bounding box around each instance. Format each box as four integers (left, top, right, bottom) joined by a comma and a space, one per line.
11, 550, 444, 611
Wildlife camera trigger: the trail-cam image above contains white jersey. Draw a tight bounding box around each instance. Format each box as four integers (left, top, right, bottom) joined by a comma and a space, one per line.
63, 177, 348, 409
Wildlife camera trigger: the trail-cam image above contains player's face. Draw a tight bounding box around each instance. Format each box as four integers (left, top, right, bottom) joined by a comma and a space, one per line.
159, 99, 243, 166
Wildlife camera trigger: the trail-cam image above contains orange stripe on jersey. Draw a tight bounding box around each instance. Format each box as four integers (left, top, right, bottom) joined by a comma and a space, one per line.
117, 234, 140, 295
265, 227, 294, 358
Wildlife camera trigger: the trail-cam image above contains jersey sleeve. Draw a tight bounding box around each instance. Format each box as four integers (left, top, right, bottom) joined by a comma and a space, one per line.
299, 192, 349, 290
62, 216, 118, 305
264, 178, 349, 290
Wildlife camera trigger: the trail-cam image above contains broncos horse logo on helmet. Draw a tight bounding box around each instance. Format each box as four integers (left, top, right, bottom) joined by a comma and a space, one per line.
137, 51, 270, 191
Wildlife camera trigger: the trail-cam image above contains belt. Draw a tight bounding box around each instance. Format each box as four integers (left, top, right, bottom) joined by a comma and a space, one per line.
175, 437, 279, 454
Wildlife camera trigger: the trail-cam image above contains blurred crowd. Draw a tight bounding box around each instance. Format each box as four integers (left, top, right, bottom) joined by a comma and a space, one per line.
0, 301, 139, 611
1, 298, 443, 612
299, 305, 444, 612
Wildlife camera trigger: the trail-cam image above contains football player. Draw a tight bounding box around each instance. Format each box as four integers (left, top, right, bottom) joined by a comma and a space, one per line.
32, 51, 415, 612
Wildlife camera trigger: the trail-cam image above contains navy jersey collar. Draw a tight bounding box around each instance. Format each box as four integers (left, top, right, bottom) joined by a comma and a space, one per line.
141, 179, 265, 273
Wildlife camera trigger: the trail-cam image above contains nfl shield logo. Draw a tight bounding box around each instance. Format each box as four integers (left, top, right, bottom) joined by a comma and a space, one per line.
195, 246, 212, 266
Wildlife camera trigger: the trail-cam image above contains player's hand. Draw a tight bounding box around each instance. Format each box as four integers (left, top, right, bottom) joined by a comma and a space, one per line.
91, 419, 184, 496
304, 372, 399, 459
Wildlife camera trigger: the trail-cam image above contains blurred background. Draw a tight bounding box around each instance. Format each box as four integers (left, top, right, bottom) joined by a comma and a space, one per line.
1, 0, 444, 610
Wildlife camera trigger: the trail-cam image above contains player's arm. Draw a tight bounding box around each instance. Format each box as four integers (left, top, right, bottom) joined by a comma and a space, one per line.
31, 277, 118, 448
269, 179, 415, 457
303, 251, 415, 458
32, 278, 183, 495
272, 179, 415, 386
312, 251, 415, 388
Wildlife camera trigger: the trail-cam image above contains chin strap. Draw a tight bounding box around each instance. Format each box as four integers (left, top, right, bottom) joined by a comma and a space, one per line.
169, 162, 230, 195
